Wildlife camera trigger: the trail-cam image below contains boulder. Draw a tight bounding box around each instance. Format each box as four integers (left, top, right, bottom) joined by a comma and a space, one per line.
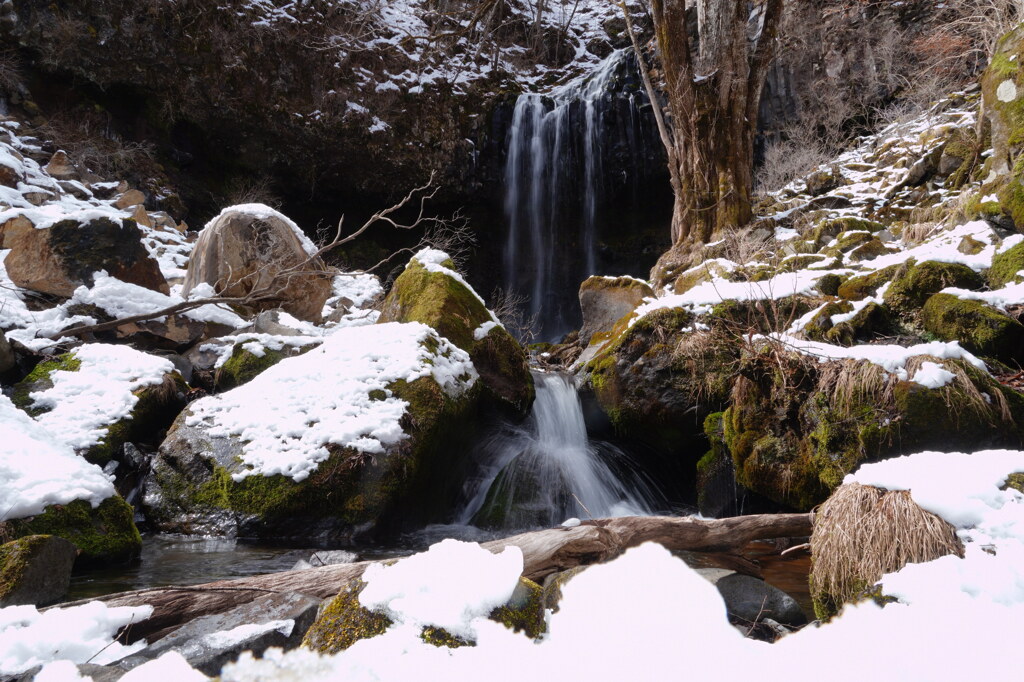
710, 573, 807, 627
303, 576, 544, 654
0, 535, 77, 607
214, 340, 318, 392
44, 150, 79, 181
3, 215, 168, 297
577, 276, 654, 346
11, 347, 188, 465
181, 205, 333, 322
143, 323, 483, 540
988, 238, 1024, 288
882, 260, 985, 315
120, 591, 319, 675
0, 329, 14, 376
803, 301, 894, 346
836, 265, 899, 301
804, 165, 842, 195
2, 496, 142, 566
378, 249, 533, 416
922, 293, 1024, 365
113, 189, 146, 209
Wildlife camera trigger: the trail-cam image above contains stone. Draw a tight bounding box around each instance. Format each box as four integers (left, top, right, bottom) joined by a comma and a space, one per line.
57, 180, 92, 200
804, 166, 841, 196
0, 158, 21, 187
0, 214, 32, 248
44, 150, 78, 181
712, 573, 807, 627
922, 293, 1024, 365
577, 275, 654, 346
120, 591, 320, 676
130, 204, 153, 229
883, 260, 985, 315
3, 216, 168, 297
378, 251, 533, 416
181, 205, 333, 322
0, 329, 15, 376
114, 189, 146, 209
0, 535, 77, 607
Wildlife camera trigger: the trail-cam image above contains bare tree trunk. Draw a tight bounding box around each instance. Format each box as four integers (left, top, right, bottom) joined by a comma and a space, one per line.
58, 513, 811, 642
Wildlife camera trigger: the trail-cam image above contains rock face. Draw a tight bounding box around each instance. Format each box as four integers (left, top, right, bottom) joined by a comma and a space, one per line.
378, 250, 533, 417
3, 216, 168, 297
181, 206, 333, 322
144, 323, 483, 541
0, 535, 78, 607
121, 592, 319, 675
577, 276, 654, 347
982, 24, 1024, 230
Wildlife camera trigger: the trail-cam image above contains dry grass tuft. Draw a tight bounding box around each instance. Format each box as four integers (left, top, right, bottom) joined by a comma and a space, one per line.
810, 482, 964, 618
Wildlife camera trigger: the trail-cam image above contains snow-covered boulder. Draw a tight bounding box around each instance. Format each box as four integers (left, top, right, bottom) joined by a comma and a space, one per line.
378, 249, 533, 417
3, 214, 168, 297
181, 205, 333, 323
0, 394, 141, 565
11, 344, 187, 465
144, 322, 483, 540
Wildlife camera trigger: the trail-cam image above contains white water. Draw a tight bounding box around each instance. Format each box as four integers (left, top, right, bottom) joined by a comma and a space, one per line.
503, 49, 650, 339
459, 371, 656, 529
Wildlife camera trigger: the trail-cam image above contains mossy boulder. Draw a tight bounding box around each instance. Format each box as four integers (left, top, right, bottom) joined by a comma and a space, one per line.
809, 217, 884, 249
922, 293, 1024, 365
696, 412, 749, 517
214, 342, 319, 392
0, 535, 77, 607
577, 276, 654, 346
1, 497, 142, 566
982, 25, 1024, 229
379, 252, 533, 416
882, 260, 985, 316
303, 575, 544, 654
721, 348, 1024, 510
988, 239, 1024, 288
144, 326, 485, 540
939, 127, 981, 189
12, 352, 188, 465
836, 266, 899, 301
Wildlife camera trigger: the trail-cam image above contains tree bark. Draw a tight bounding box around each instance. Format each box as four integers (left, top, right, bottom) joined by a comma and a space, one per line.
58, 513, 811, 642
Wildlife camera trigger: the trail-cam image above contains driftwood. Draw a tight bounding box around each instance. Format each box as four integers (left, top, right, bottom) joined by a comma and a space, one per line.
61, 513, 811, 642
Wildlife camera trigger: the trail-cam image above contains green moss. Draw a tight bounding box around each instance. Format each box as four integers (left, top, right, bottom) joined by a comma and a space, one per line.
989, 239, 1024, 288
0, 536, 51, 603
815, 274, 844, 297
302, 579, 392, 654
11, 354, 83, 415
88, 373, 188, 465
836, 266, 899, 301
824, 303, 894, 347
779, 255, 825, 272
922, 293, 1024, 364
1004, 472, 1024, 493
810, 218, 884, 249
215, 345, 286, 392
802, 302, 853, 343
4, 497, 141, 566
883, 260, 985, 315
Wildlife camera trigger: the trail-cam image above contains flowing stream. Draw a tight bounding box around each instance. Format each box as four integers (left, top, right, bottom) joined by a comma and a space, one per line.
458, 370, 659, 529
502, 49, 654, 340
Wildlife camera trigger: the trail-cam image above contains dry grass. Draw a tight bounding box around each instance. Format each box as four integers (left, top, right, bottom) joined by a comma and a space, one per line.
810, 482, 964, 618
898, 221, 940, 247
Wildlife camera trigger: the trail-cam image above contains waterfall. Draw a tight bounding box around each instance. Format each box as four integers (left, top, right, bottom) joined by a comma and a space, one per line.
502, 49, 654, 341
459, 371, 658, 530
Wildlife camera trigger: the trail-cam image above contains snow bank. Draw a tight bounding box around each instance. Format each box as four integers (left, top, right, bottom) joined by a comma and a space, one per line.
0, 394, 115, 520
28, 344, 175, 452
185, 322, 478, 482
0, 601, 152, 675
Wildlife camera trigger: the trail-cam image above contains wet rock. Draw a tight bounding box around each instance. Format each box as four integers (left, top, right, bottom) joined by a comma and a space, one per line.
577, 275, 654, 346
181, 205, 333, 323
711, 572, 807, 627
121, 591, 320, 675
0, 535, 77, 607
3, 215, 168, 297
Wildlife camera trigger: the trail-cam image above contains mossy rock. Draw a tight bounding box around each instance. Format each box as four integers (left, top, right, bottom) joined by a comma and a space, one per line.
810, 217, 885, 249
982, 24, 1024, 174
882, 260, 985, 316
815, 274, 844, 297
824, 303, 894, 346
0, 535, 77, 607
303, 576, 544, 654
215, 345, 287, 392
146, 333, 485, 540
823, 231, 875, 257
779, 255, 826, 272
695, 411, 754, 518
836, 266, 899, 301
847, 238, 895, 263
2, 497, 141, 566
940, 127, 981, 189
12, 353, 188, 464
802, 302, 853, 342
922, 293, 1024, 365
378, 255, 532, 416
989, 239, 1024, 288
541, 566, 589, 612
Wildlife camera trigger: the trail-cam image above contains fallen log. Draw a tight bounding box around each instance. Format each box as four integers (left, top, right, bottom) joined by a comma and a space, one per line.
59, 513, 812, 642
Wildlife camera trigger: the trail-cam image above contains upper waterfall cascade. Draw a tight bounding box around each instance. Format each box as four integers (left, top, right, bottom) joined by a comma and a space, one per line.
502, 49, 656, 341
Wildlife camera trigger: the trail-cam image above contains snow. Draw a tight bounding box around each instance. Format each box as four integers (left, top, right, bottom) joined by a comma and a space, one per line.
119, 651, 208, 681
909, 361, 957, 389
27, 344, 174, 452
185, 322, 478, 482
765, 333, 987, 384
412, 249, 502, 326
0, 394, 115, 520
0, 601, 152, 675
204, 204, 318, 257
359, 539, 523, 640
473, 320, 498, 340
203, 620, 295, 649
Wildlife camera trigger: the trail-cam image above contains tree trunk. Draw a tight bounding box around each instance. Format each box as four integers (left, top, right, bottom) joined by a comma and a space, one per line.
58, 513, 811, 642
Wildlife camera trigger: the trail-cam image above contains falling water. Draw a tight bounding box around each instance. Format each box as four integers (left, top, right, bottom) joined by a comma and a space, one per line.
502, 49, 653, 340
459, 371, 658, 530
